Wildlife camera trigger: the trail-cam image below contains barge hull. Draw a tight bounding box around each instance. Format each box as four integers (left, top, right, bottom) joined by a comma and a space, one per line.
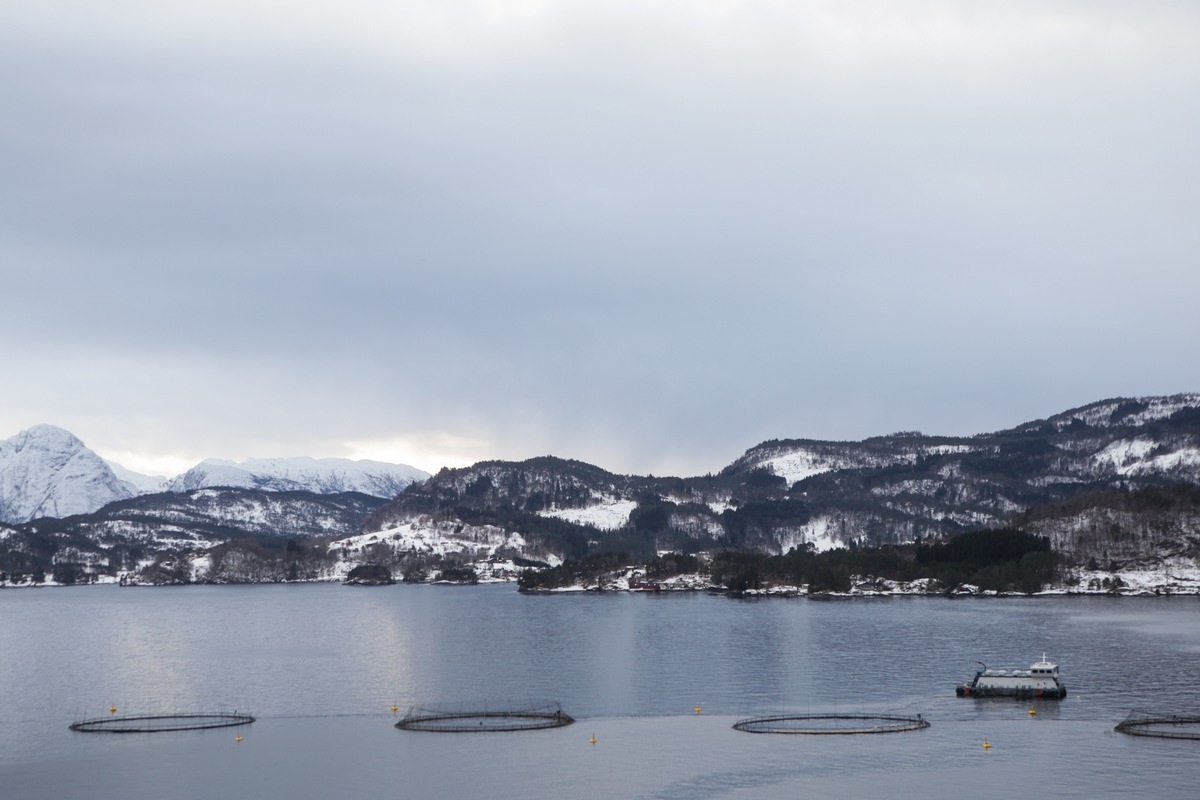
956, 684, 1067, 699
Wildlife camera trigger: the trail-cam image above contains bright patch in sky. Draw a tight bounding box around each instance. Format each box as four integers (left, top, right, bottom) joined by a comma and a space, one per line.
343, 433, 492, 475
97, 451, 193, 479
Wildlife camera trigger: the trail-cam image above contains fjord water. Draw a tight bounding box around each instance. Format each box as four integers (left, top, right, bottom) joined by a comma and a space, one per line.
2, 585, 1199, 798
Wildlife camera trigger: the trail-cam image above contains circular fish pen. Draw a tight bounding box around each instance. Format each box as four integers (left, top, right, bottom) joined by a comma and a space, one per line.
733, 713, 930, 735
1115, 712, 1200, 740
396, 701, 574, 733
70, 712, 255, 734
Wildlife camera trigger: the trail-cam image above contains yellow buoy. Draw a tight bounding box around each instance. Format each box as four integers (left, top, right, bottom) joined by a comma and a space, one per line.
982, 740, 992, 749
235, 734, 244, 742
109, 705, 117, 715
694, 706, 702, 714
1028, 708, 1036, 716
391, 704, 399, 714
589, 734, 597, 745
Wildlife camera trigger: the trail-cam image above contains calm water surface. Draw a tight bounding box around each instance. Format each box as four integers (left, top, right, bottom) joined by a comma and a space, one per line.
2, 584, 1199, 798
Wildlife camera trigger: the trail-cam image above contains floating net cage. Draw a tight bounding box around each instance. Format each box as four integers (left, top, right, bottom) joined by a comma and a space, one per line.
70, 712, 256, 734
733, 713, 931, 735
1115, 711, 1200, 740
396, 701, 575, 733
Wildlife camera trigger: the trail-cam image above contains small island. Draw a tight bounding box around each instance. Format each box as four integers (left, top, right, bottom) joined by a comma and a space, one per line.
342, 563, 395, 586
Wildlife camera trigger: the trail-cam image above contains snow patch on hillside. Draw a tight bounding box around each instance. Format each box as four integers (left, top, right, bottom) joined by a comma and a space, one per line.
339, 516, 558, 565
1089, 439, 1200, 478
1029, 475, 1087, 487
1122, 448, 1200, 477
777, 516, 841, 553
538, 498, 636, 530
920, 444, 975, 456
759, 444, 945, 485
759, 450, 853, 484
1093, 438, 1157, 471
871, 478, 943, 498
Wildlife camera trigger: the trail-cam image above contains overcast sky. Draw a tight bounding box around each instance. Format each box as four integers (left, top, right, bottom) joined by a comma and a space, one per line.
2, 0, 1197, 478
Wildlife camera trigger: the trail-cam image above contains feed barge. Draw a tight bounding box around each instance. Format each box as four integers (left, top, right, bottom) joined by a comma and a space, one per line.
956, 655, 1067, 699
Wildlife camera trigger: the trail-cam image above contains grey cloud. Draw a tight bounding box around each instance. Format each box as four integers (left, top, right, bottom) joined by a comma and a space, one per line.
2, 1, 1197, 475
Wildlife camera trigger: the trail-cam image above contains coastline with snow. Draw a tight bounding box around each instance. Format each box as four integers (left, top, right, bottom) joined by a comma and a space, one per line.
6, 557, 1200, 597
515, 562, 1200, 598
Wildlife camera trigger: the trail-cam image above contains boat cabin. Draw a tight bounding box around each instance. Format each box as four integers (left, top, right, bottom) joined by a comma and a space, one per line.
1030, 654, 1059, 678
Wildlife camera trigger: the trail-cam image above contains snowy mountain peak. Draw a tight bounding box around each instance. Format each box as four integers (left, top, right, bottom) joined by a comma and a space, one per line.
0, 425, 135, 524
166, 456, 429, 499
1, 425, 431, 523
9, 424, 83, 452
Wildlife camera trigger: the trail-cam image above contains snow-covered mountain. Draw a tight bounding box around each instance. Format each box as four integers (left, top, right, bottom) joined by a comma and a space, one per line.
0, 425, 430, 525
732, 395, 1200, 487
34, 487, 387, 549
167, 457, 428, 498
0, 425, 136, 524
3, 394, 1199, 587
363, 393, 1200, 562
1, 487, 391, 586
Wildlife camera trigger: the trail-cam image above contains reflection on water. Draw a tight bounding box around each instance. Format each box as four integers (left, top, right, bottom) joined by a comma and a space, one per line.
1, 585, 1199, 798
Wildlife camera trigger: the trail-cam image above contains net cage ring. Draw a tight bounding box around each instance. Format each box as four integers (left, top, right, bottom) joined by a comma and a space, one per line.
732, 712, 931, 735
69, 712, 256, 734
1115, 713, 1200, 740
396, 702, 575, 733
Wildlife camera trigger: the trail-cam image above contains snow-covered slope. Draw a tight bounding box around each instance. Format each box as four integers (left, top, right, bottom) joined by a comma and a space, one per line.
336, 515, 554, 567
733, 437, 979, 485
51, 487, 389, 549
1032, 394, 1200, 432
167, 457, 428, 499
0, 425, 136, 524
538, 497, 638, 530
